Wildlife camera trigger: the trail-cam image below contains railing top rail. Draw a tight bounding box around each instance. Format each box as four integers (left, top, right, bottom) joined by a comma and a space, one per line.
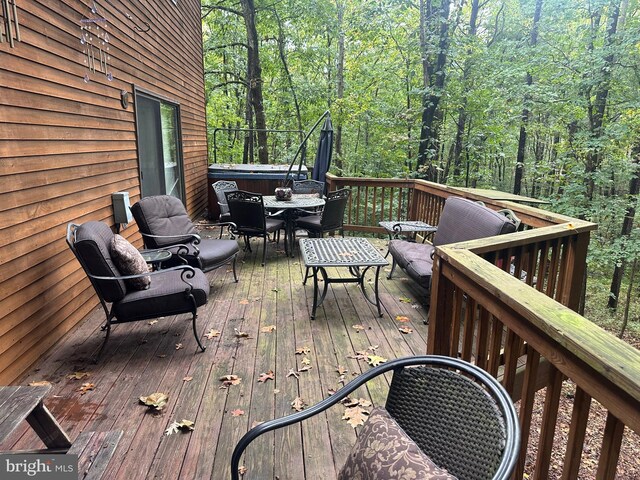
436, 247, 640, 409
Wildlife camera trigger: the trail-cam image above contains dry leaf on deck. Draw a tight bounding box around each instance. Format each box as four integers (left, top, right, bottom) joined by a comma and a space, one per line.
238, 466, 247, 476
260, 325, 276, 333
398, 327, 413, 334
164, 419, 195, 436
395, 315, 410, 322
291, 397, 306, 412
78, 383, 95, 395
66, 372, 90, 380
148, 320, 158, 325
286, 369, 300, 379
367, 355, 387, 367
139, 392, 169, 411
175, 343, 183, 350
239, 299, 250, 305
301, 357, 311, 366
257, 370, 275, 383
183, 376, 193, 382
351, 324, 366, 332
295, 347, 310, 355
234, 328, 249, 338
231, 409, 245, 417
29, 380, 51, 387
342, 406, 370, 428
341, 397, 359, 408
219, 374, 241, 388
204, 329, 221, 339
348, 350, 368, 361
297, 365, 312, 373
358, 398, 372, 408
336, 365, 348, 375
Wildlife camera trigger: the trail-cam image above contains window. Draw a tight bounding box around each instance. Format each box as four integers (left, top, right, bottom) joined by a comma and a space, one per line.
134, 90, 184, 200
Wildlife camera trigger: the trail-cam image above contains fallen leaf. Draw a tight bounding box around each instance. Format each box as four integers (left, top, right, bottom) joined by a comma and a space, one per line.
231, 409, 245, 417
273, 389, 280, 395
78, 383, 95, 395
297, 365, 312, 372
258, 370, 275, 383
28, 380, 51, 387
291, 397, 306, 411
341, 397, 359, 408
183, 376, 193, 382
234, 328, 249, 338
260, 325, 276, 333
239, 299, 250, 305
352, 324, 366, 332
286, 369, 300, 379
295, 347, 310, 355
336, 365, 348, 375
398, 296, 412, 303
139, 392, 169, 411
219, 374, 241, 388
411, 303, 422, 310
301, 357, 311, 366
368, 345, 379, 352
399, 327, 413, 334
251, 420, 264, 428
328, 388, 337, 395
342, 405, 370, 428
66, 372, 90, 380
148, 320, 158, 325
204, 329, 221, 339
157, 354, 167, 358
367, 355, 387, 367
165, 419, 195, 436
395, 315, 410, 322
348, 350, 368, 361
358, 398, 372, 408
175, 343, 183, 350
238, 466, 247, 476
271, 288, 279, 293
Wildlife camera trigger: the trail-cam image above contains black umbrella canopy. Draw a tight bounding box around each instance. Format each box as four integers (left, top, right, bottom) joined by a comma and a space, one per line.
311, 115, 333, 187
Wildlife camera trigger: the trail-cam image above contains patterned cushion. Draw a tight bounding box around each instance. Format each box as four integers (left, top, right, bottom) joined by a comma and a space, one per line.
338, 407, 457, 480
109, 235, 150, 290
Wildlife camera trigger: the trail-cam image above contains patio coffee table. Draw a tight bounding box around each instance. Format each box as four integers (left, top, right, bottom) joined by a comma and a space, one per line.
299, 237, 389, 319
379, 220, 437, 257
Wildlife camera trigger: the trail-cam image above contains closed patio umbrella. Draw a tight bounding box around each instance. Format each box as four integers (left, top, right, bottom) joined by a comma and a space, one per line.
311, 115, 333, 189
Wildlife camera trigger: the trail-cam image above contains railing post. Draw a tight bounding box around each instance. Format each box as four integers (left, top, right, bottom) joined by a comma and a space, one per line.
559, 231, 590, 312
427, 254, 453, 355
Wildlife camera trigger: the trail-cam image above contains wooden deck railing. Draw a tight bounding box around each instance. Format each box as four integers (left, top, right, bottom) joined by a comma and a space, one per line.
326, 173, 639, 478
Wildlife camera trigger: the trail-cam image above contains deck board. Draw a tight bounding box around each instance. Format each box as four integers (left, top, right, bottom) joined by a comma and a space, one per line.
2, 235, 429, 479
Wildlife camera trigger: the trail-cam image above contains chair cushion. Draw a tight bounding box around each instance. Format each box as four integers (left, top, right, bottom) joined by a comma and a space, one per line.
265, 218, 285, 233
295, 214, 322, 231
112, 268, 209, 321
109, 234, 150, 290
338, 407, 457, 480
131, 196, 198, 249
388, 241, 434, 270
74, 221, 126, 302
196, 239, 239, 271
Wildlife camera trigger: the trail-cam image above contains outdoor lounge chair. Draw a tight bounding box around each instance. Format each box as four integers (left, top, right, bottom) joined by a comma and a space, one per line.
231, 355, 520, 480
130, 195, 239, 281
387, 196, 518, 290
66, 221, 209, 361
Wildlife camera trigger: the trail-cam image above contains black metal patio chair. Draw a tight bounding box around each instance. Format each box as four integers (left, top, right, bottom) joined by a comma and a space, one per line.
294, 187, 350, 240
212, 180, 238, 238
291, 179, 324, 196
231, 356, 520, 480
66, 221, 209, 361
130, 195, 239, 282
225, 190, 286, 266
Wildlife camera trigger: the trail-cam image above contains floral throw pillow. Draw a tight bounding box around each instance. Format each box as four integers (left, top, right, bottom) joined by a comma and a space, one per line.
109, 234, 151, 290
338, 407, 457, 480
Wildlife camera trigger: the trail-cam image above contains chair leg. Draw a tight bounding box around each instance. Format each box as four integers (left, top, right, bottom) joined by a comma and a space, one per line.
231, 255, 238, 282
261, 235, 267, 266
192, 310, 206, 352
387, 257, 397, 279
94, 318, 112, 363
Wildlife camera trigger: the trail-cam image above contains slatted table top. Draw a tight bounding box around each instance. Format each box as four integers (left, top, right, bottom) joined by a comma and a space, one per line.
299, 237, 389, 268
0, 386, 50, 443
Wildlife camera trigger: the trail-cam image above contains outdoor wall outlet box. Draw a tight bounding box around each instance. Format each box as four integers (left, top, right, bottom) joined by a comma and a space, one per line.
112, 192, 133, 225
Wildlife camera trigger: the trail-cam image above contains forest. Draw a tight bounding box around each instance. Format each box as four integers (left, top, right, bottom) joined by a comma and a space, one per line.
201, 0, 640, 330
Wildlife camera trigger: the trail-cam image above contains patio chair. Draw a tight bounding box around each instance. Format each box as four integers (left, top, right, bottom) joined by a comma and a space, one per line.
66, 221, 209, 361
387, 196, 517, 291
130, 195, 239, 282
294, 187, 350, 240
291, 179, 324, 196
212, 180, 238, 238
231, 355, 520, 480
225, 190, 286, 266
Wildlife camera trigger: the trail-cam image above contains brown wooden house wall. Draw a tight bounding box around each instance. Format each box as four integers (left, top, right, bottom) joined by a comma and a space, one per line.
0, 0, 208, 383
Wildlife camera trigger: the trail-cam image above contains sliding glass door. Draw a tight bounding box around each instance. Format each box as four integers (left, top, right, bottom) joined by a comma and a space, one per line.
135, 90, 184, 201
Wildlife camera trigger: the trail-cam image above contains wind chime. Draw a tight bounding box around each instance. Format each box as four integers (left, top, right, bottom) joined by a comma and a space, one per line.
80, 1, 112, 83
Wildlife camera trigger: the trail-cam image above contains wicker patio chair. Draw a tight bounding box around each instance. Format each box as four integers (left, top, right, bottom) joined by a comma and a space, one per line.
231, 355, 520, 480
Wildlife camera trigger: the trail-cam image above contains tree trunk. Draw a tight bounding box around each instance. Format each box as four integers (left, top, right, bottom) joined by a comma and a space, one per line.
417, 0, 451, 178
608, 145, 640, 308
513, 0, 543, 195
584, 0, 620, 200
334, 1, 345, 172
452, 0, 479, 180
241, 0, 268, 164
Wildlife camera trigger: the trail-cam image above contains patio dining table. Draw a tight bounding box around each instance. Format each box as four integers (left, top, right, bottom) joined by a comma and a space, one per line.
264, 194, 325, 257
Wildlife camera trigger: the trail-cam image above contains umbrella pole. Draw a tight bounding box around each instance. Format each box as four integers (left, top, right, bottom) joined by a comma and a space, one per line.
284, 110, 331, 186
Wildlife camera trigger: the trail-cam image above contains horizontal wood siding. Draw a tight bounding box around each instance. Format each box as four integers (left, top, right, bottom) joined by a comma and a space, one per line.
0, 0, 208, 383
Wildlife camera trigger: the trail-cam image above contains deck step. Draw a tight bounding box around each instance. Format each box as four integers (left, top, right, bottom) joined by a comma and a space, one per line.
68, 430, 123, 480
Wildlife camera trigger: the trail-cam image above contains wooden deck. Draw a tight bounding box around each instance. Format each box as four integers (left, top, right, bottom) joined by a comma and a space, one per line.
1, 235, 429, 479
